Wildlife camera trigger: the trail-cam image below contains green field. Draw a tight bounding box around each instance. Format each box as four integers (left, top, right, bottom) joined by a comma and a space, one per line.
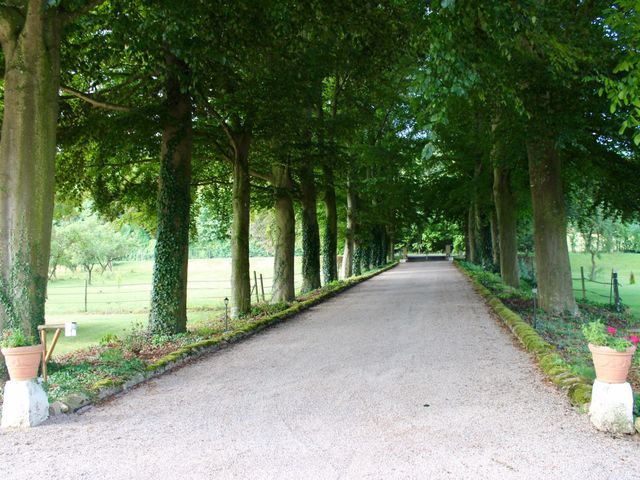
45, 257, 303, 355
569, 252, 640, 317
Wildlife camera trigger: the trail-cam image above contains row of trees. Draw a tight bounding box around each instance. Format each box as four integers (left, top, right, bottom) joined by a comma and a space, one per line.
0, 1, 426, 337
1, 1, 638, 340
416, 2, 640, 314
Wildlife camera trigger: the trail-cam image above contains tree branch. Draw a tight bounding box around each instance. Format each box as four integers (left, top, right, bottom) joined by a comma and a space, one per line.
203, 103, 236, 151
193, 177, 272, 192
249, 169, 273, 183
61, 86, 131, 112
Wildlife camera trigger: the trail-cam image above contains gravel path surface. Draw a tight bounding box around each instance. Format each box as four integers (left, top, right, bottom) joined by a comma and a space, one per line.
2, 262, 639, 479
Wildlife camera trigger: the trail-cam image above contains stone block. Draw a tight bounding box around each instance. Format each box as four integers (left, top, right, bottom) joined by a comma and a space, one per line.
1, 380, 49, 428
589, 380, 634, 434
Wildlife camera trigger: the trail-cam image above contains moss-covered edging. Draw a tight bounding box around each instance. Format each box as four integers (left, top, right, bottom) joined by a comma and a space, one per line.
51, 261, 399, 415
454, 261, 592, 410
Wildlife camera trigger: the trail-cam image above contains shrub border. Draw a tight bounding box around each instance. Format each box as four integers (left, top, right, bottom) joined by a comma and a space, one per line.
50, 261, 400, 415
454, 261, 592, 410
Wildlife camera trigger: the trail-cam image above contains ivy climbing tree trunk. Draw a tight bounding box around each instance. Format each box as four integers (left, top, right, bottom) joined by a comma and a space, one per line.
362, 245, 371, 272
352, 242, 363, 276
271, 164, 295, 303
493, 166, 520, 288
527, 134, 577, 314
230, 131, 252, 317
322, 166, 338, 283
149, 55, 192, 335
341, 178, 356, 278
0, 3, 61, 337
299, 165, 321, 293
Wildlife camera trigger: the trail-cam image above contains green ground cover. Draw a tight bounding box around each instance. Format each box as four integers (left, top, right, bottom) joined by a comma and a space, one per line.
45, 257, 303, 355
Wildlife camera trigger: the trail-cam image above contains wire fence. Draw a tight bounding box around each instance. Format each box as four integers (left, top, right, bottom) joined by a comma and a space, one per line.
572, 266, 622, 309
46, 272, 304, 314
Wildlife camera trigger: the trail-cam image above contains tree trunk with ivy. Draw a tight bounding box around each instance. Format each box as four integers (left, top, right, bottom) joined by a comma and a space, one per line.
0, 4, 61, 339
271, 164, 295, 303
322, 166, 338, 284
299, 165, 321, 293
527, 133, 577, 314
341, 178, 356, 278
149, 55, 192, 335
352, 242, 363, 276
493, 166, 520, 288
362, 245, 371, 272
230, 131, 252, 317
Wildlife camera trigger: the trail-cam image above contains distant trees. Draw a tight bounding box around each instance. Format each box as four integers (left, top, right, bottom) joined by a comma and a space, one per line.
49, 215, 136, 284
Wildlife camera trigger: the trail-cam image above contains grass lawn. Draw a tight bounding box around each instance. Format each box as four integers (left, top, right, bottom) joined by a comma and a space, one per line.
569, 252, 640, 317
45, 256, 303, 355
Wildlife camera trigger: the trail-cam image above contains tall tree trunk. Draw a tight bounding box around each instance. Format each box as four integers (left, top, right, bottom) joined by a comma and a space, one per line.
299, 165, 321, 293
271, 164, 295, 303
527, 135, 577, 314
352, 242, 363, 276
230, 132, 252, 317
490, 207, 500, 269
362, 244, 371, 272
493, 166, 520, 288
322, 166, 338, 283
467, 204, 477, 263
341, 178, 356, 278
149, 55, 192, 335
0, 4, 61, 337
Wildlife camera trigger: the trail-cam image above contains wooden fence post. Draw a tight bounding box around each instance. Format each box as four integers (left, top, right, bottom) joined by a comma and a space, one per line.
253, 271, 260, 304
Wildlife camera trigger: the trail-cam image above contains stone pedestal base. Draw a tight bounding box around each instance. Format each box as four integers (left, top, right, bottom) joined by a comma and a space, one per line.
589, 380, 634, 434
1, 379, 49, 428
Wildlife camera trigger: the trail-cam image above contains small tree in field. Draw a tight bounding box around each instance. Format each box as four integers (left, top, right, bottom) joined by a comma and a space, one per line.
51, 216, 135, 284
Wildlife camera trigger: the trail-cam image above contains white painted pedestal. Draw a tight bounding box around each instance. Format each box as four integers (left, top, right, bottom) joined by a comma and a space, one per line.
1, 379, 49, 428
589, 380, 634, 434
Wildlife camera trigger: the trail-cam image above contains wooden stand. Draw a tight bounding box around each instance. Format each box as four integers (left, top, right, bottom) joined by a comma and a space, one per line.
37, 324, 65, 382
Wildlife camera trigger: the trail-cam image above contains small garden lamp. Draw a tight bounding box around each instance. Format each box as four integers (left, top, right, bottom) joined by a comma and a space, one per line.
224, 297, 229, 332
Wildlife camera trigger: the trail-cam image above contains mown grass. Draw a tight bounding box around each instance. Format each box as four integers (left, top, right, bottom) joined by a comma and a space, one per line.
569, 252, 640, 317
45, 257, 303, 354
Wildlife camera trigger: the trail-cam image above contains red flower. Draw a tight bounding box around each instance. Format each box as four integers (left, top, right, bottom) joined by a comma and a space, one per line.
631, 335, 639, 346
607, 326, 617, 335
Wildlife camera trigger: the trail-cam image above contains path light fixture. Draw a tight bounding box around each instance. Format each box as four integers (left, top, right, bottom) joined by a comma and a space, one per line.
224, 297, 229, 332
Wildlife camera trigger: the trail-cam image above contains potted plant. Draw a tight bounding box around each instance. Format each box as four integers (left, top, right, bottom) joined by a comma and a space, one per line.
0, 328, 43, 381
582, 320, 639, 384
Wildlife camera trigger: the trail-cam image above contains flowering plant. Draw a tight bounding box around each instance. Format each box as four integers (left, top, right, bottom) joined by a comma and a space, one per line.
582, 321, 638, 352
0, 327, 36, 349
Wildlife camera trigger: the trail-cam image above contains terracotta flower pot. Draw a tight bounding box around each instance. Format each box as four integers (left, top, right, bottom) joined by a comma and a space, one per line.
1, 344, 43, 381
588, 343, 636, 384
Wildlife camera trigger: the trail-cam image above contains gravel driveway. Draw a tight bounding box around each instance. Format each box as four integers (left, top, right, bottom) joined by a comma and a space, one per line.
1, 262, 639, 479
